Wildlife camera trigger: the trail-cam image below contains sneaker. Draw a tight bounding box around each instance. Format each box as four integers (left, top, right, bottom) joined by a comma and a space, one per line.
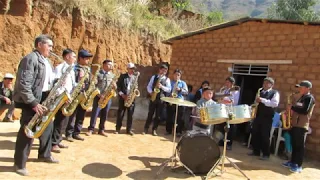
86, 130, 93, 136
259, 155, 269, 161
114, 130, 120, 134
152, 130, 158, 136
127, 131, 134, 136
65, 135, 74, 142
15, 166, 29, 176
73, 135, 84, 141
282, 161, 292, 168
290, 164, 302, 173
51, 145, 61, 153
142, 129, 148, 135
98, 131, 108, 137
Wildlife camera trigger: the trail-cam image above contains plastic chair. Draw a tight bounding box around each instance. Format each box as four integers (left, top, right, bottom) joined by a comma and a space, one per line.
247, 112, 281, 148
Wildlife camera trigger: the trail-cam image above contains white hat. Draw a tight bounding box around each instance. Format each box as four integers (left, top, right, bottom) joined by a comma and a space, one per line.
127, 62, 135, 69
4, 73, 14, 79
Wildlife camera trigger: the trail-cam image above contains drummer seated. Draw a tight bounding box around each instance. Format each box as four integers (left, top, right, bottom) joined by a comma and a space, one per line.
192, 87, 217, 135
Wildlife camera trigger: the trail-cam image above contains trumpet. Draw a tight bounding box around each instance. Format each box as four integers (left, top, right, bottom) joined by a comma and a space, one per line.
216, 85, 240, 103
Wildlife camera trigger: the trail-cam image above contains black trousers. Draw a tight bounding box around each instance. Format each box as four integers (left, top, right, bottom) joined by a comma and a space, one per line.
144, 100, 163, 131
52, 110, 68, 145
251, 115, 273, 156
65, 105, 86, 137
14, 92, 53, 169
166, 104, 184, 134
88, 97, 112, 132
290, 127, 307, 167
116, 99, 134, 132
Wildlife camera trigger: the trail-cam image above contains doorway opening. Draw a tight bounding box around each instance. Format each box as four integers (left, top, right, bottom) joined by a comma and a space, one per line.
231, 64, 269, 142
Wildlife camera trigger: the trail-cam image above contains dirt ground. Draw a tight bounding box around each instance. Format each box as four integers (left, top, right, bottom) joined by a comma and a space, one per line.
0, 118, 320, 180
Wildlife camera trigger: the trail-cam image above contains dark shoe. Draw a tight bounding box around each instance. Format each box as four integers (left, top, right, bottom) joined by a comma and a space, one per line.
65, 135, 74, 142
58, 143, 68, 149
152, 130, 158, 136
226, 145, 232, 151
142, 129, 148, 135
127, 131, 134, 136
282, 161, 293, 168
3, 117, 14, 122
39, 156, 59, 163
165, 132, 172, 136
73, 135, 84, 141
176, 132, 182, 137
259, 155, 269, 160
51, 145, 61, 153
86, 130, 93, 136
98, 131, 108, 137
114, 130, 120, 134
15, 166, 28, 176
247, 152, 260, 156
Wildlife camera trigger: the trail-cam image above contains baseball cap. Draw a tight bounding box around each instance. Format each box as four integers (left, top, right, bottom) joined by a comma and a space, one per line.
78, 49, 93, 58
296, 80, 312, 88
4, 73, 14, 79
264, 77, 275, 85
127, 62, 136, 69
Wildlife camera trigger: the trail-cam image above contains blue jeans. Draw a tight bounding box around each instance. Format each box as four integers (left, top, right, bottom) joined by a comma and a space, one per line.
88, 96, 112, 132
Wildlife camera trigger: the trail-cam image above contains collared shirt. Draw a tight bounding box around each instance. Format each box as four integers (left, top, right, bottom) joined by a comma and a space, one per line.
42, 56, 54, 92
170, 80, 188, 99
54, 62, 76, 94
1, 83, 11, 97
119, 73, 134, 96
258, 88, 280, 108
146, 75, 171, 94
222, 87, 240, 105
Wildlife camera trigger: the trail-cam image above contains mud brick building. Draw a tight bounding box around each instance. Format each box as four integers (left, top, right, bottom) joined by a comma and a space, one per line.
163, 17, 320, 159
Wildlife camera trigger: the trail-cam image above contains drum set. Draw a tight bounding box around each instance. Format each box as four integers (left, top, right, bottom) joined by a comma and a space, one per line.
156, 97, 253, 180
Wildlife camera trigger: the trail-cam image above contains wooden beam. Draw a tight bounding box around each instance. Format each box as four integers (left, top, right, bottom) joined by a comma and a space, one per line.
217, 59, 293, 64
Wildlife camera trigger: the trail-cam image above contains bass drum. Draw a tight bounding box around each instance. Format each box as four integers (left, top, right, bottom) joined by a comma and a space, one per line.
176, 131, 221, 174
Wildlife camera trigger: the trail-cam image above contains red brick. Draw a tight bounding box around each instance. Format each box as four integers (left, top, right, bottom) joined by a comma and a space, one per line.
303, 39, 314, 45
281, 40, 291, 46
292, 40, 303, 46
266, 35, 275, 41
272, 47, 283, 53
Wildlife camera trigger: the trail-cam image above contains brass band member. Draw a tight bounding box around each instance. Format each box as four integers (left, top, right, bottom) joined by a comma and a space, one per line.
65, 50, 93, 141
193, 80, 209, 103
144, 64, 171, 136
248, 77, 279, 160
13, 35, 58, 176
115, 63, 136, 135
51, 49, 76, 153
218, 77, 240, 150
166, 69, 188, 136
87, 60, 116, 137
282, 80, 315, 173
192, 87, 217, 134
0, 73, 15, 122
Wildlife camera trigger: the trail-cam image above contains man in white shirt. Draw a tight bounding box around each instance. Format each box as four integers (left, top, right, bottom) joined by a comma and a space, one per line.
51, 49, 76, 153
248, 77, 280, 160
144, 64, 171, 136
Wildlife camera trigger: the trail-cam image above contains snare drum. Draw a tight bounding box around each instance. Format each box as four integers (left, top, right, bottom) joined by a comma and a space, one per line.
199, 104, 228, 125
230, 104, 252, 124
176, 131, 221, 174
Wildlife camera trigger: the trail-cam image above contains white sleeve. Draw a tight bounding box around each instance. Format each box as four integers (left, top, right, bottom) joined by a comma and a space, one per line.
261, 92, 280, 108
161, 77, 172, 93
232, 90, 240, 105
147, 76, 155, 94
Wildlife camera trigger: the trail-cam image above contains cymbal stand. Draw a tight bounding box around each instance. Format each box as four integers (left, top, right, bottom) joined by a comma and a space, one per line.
156, 104, 196, 177
205, 116, 250, 180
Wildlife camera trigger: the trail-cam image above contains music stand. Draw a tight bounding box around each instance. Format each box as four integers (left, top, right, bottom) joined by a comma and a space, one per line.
205, 112, 250, 180
156, 97, 197, 177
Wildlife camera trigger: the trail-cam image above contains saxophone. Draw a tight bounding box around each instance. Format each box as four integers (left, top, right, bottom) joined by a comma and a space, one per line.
61, 65, 90, 116
150, 74, 163, 102
171, 80, 180, 98
124, 72, 140, 107
98, 70, 119, 109
24, 52, 72, 138
281, 92, 297, 129
251, 87, 262, 119
80, 64, 101, 110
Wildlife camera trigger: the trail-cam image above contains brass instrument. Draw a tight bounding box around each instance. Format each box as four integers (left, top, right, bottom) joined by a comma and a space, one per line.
61, 66, 90, 116
281, 92, 297, 129
80, 64, 101, 110
216, 85, 240, 103
98, 68, 119, 109
251, 88, 262, 119
171, 80, 180, 98
24, 52, 72, 138
124, 72, 140, 107
150, 74, 164, 102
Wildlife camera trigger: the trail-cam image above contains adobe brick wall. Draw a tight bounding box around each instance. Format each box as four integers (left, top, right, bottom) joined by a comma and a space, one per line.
169, 21, 320, 159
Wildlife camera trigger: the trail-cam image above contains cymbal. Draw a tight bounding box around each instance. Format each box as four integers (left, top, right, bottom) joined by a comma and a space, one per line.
161, 97, 197, 107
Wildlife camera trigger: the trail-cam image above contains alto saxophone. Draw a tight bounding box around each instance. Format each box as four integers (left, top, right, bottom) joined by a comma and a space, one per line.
124, 72, 140, 107
171, 80, 180, 98
98, 70, 119, 109
281, 92, 297, 129
80, 64, 101, 110
24, 52, 72, 138
61, 66, 90, 116
251, 87, 262, 119
150, 74, 163, 102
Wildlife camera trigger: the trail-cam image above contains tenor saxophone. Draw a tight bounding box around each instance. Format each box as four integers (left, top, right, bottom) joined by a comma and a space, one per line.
124, 72, 140, 107
24, 52, 72, 138
150, 74, 163, 102
61, 66, 90, 116
281, 92, 297, 129
80, 64, 101, 110
251, 87, 262, 119
98, 70, 119, 109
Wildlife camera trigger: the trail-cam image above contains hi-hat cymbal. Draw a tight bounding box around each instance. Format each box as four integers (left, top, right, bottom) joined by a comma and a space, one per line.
161, 97, 197, 107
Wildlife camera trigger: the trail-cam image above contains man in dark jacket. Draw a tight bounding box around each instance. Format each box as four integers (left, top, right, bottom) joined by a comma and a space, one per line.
13, 34, 58, 176
0, 73, 15, 122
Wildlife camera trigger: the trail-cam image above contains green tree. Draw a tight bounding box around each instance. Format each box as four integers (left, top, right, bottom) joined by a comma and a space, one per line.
267, 0, 319, 21
172, 0, 191, 10
206, 11, 224, 25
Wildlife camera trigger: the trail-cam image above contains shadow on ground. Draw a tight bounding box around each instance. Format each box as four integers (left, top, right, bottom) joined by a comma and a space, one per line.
82, 163, 122, 178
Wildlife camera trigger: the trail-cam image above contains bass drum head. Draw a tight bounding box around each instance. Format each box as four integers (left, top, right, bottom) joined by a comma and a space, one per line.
176, 131, 221, 174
